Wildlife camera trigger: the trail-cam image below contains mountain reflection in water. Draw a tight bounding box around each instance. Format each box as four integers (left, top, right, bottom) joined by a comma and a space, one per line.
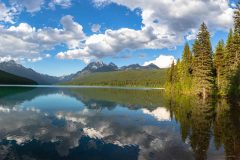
0, 87, 239, 160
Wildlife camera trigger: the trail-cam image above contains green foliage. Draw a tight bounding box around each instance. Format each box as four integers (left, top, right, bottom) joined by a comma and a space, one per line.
181, 43, 192, 76
0, 70, 37, 85
66, 69, 167, 88
166, 16, 240, 99
179, 43, 192, 94
214, 40, 225, 95
221, 10, 240, 97
166, 61, 177, 93
234, 2, 240, 34
168, 61, 176, 83
227, 2, 240, 97
166, 24, 215, 98
221, 30, 234, 95
192, 23, 214, 98
228, 65, 240, 98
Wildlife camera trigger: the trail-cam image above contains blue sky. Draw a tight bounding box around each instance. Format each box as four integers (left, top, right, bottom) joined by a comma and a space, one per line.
0, 0, 237, 76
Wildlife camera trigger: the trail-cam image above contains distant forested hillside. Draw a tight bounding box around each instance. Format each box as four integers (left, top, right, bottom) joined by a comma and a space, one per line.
65, 69, 167, 87
0, 70, 37, 85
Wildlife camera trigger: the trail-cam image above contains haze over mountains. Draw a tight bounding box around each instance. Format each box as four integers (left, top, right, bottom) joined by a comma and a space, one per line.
0, 60, 160, 85
0, 60, 59, 85
0, 70, 37, 85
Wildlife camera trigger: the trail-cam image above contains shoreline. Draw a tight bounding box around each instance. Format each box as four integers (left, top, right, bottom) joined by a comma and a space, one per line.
0, 85, 165, 90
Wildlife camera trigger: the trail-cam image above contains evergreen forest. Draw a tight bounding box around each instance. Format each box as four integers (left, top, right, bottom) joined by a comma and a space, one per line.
166, 3, 240, 99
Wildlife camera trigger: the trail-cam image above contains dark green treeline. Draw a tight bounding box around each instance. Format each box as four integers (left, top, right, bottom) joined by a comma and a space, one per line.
166, 4, 240, 98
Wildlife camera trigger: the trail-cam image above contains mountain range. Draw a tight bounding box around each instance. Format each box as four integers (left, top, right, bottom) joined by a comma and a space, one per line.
0, 70, 37, 85
0, 60, 160, 84
0, 60, 59, 85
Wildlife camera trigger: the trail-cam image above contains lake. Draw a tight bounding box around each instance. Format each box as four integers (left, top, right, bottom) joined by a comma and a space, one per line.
0, 86, 239, 160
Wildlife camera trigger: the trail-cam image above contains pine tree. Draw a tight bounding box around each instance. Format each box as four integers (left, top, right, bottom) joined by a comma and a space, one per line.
229, 4, 240, 97
192, 23, 214, 98
167, 60, 177, 94
175, 59, 182, 93
222, 30, 234, 96
180, 43, 192, 93
233, 1, 240, 66
225, 29, 234, 67
214, 40, 225, 94
231, 4, 240, 68
234, 2, 240, 35
168, 60, 175, 84
175, 59, 181, 82
181, 43, 192, 76
232, 30, 240, 66
223, 4, 240, 97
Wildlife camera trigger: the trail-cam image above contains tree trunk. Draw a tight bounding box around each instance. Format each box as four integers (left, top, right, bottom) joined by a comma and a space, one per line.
217, 68, 220, 88
203, 87, 206, 100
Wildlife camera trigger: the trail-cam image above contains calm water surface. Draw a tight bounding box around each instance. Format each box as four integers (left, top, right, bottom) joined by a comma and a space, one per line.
0, 86, 239, 160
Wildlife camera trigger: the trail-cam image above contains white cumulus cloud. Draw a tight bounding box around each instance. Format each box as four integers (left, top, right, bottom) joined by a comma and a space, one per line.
57, 0, 234, 62
93, 0, 233, 32
56, 26, 160, 62
0, 15, 85, 62
144, 55, 176, 68
0, 0, 236, 64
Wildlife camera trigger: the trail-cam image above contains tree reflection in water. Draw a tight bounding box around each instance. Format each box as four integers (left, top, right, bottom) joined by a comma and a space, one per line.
0, 87, 239, 159
167, 95, 240, 160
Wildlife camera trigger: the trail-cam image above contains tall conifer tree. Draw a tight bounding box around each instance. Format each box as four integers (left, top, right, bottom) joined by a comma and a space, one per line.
180, 43, 192, 93
214, 40, 225, 94
192, 23, 214, 98
233, 2, 240, 65
223, 4, 240, 97
181, 43, 192, 76
223, 30, 234, 95
168, 61, 176, 84
175, 59, 181, 84
234, 2, 240, 35
229, 3, 240, 97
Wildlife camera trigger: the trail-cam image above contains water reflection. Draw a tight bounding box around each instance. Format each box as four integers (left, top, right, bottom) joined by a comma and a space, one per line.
167, 96, 240, 160
0, 87, 239, 159
214, 101, 240, 159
